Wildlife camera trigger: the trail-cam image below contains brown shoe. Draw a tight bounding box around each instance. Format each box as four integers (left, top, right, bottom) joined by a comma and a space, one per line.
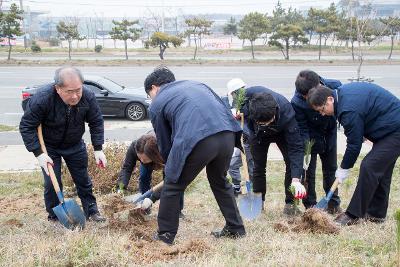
365, 213, 385, 224
334, 212, 360, 226
327, 204, 343, 215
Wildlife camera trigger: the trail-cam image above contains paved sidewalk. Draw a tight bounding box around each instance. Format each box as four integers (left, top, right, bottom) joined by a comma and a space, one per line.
0, 130, 372, 172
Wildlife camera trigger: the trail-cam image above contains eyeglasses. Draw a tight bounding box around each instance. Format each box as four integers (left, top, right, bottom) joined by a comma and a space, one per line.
62, 87, 82, 95
316, 101, 328, 114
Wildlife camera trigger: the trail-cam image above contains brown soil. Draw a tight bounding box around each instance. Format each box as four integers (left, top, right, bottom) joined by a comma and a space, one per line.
0, 195, 43, 216
102, 194, 210, 264
273, 208, 340, 234
3, 218, 24, 228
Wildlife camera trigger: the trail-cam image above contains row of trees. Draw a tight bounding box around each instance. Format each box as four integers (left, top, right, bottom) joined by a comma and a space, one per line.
224, 2, 400, 61
1, 2, 400, 62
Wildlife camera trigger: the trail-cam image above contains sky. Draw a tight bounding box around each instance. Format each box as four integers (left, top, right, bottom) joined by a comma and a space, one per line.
3, 0, 343, 17
3, 0, 399, 18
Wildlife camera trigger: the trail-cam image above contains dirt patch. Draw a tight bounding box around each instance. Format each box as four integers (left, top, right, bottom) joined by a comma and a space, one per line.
102, 194, 209, 264
0, 195, 43, 216
3, 218, 24, 228
274, 208, 340, 234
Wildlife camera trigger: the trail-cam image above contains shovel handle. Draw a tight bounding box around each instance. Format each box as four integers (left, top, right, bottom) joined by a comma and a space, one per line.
37, 125, 64, 203
329, 178, 340, 193
132, 181, 164, 204
240, 113, 250, 183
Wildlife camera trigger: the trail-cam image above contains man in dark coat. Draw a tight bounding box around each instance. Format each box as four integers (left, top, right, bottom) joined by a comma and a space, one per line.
19, 67, 106, 222
291, 70, 342, 214
307, 82, 400, 226
243, 86, 306, 215
144, 66, 245, 245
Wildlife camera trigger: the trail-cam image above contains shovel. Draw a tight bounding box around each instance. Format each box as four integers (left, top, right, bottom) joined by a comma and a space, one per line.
38, 125, 86, 230
237, 115, 262, 220
124, 181, 164, 205
315, 178, 340, 210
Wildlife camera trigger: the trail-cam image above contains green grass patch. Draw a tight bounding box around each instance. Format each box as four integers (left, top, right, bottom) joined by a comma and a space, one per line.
0, 172, 43, 196
0, 124, 17, 132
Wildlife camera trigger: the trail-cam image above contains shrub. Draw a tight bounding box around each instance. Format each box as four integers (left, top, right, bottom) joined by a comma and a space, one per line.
94, 45, 103, 53
30, 41, 41, 53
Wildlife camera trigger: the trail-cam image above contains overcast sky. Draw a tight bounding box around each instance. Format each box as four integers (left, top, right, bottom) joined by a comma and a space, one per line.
3, 0, 342, 17
3, 0, 399, 18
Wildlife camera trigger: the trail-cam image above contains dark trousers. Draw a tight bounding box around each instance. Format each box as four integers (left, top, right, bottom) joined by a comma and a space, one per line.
347, 131, 400, 219
251, 136, 293, 203
157, 131, 245, 240
44, 140, 98, 218
302, 146, 341, 208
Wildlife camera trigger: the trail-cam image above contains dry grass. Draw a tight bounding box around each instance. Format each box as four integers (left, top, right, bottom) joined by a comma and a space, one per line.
0, 155, 399, 266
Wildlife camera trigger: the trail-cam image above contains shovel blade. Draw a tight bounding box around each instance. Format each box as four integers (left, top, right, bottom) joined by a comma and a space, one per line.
238, 192, 262, 220
315, 197, 329, 210
53, 199, 86, 230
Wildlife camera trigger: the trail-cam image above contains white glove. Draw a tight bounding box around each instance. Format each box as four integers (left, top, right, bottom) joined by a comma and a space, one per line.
94, 150, 107, 168
291, 178, 307, 199
303, 158, 310, 171
140, 198, 153, 210
335, 167, 350, 183
36, 153, 54, 176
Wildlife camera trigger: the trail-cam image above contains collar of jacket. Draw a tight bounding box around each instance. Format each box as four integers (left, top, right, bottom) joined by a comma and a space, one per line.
333, 89, 339, 118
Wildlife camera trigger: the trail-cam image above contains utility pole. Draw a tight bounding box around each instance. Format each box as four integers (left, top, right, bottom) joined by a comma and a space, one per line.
19, 0, 28, 50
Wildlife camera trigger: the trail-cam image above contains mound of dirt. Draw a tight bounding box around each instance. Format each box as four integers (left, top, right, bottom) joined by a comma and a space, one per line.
102, 194, 209, 264
273, 208, 340, 234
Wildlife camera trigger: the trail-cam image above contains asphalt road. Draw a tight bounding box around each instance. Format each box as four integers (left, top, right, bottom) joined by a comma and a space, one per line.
1, 64, 399, 145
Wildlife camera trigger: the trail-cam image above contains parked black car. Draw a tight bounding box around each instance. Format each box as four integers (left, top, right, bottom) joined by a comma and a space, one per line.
21, 75, 151, 121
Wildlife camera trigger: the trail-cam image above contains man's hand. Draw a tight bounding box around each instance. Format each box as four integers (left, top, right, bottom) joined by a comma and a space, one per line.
291, 178, 307, 199
94, 150, 107, 168
303, 158, 310, 171
36, 153, 54, 175
140, 198, 153, 210
335, 167, 350, 183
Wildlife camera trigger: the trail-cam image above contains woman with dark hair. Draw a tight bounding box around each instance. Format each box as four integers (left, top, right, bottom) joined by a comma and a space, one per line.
117, 133, 184, 213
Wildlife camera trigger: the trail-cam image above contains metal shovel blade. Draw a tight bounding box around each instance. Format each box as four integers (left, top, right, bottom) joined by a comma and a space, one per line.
53, 199, 86, 230
315, 197, 329, 210
238, 192, 262, 220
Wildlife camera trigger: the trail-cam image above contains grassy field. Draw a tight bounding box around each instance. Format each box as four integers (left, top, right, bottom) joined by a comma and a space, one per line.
0, 156, 399, 266
0, 124, 17, 132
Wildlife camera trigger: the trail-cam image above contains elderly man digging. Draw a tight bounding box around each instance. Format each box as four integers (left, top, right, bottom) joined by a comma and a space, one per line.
19, 67, 106, 223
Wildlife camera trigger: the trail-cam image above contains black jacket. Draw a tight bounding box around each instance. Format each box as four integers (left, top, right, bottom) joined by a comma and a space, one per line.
291, 78, 342, 153
19, 83, 104, 156
244, 86, 304, 178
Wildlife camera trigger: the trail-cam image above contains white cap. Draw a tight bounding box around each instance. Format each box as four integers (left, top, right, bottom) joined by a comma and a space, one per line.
227, 78, 246, 95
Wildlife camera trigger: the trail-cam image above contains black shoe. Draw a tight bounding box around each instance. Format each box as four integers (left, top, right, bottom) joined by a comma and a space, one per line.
334, 212, 361, 226
283, 203, 302, 216
88, 212, 106, 222
327, 204, 343, 215
211, 227, 246, 239
153, 232, 174, 245
47, 215, 58, 222
365, 213, 385, 224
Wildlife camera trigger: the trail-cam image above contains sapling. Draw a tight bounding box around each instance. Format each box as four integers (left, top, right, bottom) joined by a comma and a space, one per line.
234, 87, 246, 113
302, 139, 315, 188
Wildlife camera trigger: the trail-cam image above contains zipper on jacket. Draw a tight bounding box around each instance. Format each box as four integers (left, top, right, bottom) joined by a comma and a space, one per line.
59, 105, 72, 147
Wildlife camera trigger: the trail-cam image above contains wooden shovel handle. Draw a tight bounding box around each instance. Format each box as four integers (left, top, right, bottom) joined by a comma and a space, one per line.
37, 124, 62, 195
330, 178, 340, 193
152, 181, 164, 193
240, 113, 250, 183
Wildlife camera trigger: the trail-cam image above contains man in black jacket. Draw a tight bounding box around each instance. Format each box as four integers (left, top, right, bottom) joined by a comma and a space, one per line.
291, 70, 342, 214
243, 86, 306, 215
19, 67, 106, 222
